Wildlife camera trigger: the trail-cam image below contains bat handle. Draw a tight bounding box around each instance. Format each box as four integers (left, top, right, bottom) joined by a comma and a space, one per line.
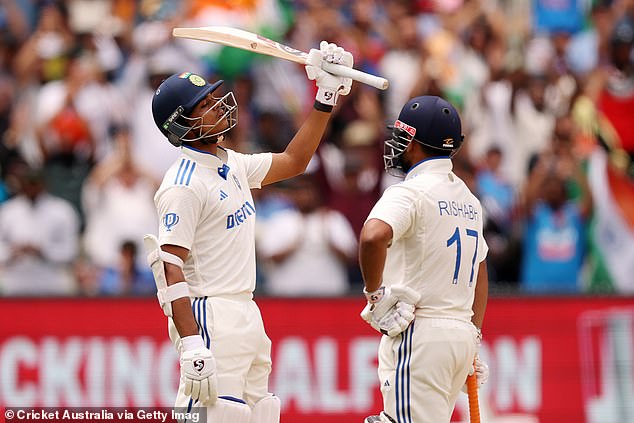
466, 372, 481, 423
321, 61, 389, 90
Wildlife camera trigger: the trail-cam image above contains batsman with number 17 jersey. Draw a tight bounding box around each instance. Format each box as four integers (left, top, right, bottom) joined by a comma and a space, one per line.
360, 96, 490, 423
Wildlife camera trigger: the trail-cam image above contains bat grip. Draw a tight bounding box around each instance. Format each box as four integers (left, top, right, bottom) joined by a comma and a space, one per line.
321, 61, 389, 90
466, 372, 481, 423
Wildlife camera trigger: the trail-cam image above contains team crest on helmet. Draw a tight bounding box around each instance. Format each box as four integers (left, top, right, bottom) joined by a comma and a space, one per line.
188, 74, 206, 86
394, 120, 416, 138
177, 72, 206, 87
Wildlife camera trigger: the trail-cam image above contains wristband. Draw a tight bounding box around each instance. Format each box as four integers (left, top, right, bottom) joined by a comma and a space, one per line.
363, 286, 385, 304
313, 100, 333, 113
181, 335, 205, 352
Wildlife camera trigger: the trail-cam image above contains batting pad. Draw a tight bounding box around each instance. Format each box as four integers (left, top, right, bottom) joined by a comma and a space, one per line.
208, 397, 251, 423
250, 395, 280, 423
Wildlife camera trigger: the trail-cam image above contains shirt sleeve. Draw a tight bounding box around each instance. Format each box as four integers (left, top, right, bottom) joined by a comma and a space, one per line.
231, 151, 273, 189
155, 185, 204, 249
366, 184, 416, 241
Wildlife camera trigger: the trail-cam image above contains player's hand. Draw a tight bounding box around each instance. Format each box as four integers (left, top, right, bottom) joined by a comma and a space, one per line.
360, 285, 420, 336
462, 327, 489, 393
305, 41, 353, 108
472, 354, 489, 385
362, 300, 416, 336
180, 336, 217, 405
462, 354, 489, 393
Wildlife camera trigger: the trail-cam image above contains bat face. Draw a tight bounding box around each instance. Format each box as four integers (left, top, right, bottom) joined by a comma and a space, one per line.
255, 34, 307, 60
172, 26, 389, 90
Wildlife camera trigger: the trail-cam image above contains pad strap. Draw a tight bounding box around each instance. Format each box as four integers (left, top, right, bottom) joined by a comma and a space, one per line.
157, 281, 190, 317
147, 249, 184, 269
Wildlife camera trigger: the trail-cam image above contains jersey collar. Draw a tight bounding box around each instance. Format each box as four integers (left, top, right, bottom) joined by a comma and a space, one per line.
405, 156, 453, 181
181, 145, 228, 168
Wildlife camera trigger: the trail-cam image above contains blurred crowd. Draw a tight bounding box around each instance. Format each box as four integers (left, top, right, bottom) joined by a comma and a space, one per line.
0, 0, 633, 297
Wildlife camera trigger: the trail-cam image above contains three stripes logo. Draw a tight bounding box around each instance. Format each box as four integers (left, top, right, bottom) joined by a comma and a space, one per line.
174, 158, 196, 186
219, 190, 228, 200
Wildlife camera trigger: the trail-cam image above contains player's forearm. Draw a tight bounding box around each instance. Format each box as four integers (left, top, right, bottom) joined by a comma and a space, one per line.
164, 264, 199, 338
359, 219, 393, 292
471, 260, 489, 330
170, 298, 200, 337
286, 109, 330, 169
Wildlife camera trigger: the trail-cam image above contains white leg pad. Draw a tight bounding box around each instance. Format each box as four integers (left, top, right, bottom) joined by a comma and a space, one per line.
250, 395, 280, 423
207, 397, 251, 423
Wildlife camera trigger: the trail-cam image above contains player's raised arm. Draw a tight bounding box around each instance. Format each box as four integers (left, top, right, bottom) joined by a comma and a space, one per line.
262, 42, 353, 185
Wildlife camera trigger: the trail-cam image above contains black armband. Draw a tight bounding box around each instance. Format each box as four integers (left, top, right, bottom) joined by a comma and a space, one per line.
313, 100, 333, 113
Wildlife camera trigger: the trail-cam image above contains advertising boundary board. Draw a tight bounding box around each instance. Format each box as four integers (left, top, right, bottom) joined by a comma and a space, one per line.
0, 296, 633, 423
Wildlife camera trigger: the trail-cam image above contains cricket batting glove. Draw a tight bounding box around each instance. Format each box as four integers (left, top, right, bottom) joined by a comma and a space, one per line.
180, 335, 217, 406
472, 354, 489, 385
360, 285, 421, 336
305, 41, 353, 111
472, 326, 489, 385
462, 328, 489, 393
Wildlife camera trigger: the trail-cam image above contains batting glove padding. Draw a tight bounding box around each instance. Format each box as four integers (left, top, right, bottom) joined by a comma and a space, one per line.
462, 354, 489, 394
305, 41, 353, 107
360, 285, 421, 336
180, 335, 218, 406
472, 354, 489, 385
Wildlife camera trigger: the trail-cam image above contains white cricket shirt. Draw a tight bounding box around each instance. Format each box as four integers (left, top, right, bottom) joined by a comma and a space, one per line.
367, 157, 488, 322
155, 146, 272, 298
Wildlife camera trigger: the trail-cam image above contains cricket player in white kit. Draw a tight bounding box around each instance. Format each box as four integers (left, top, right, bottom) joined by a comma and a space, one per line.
144, 41, 353, 423
359, 96, 490, 423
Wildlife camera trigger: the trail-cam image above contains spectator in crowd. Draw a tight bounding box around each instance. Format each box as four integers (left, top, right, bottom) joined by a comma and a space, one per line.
258, 175, 357, 296
81, 125, 158, 276
0, 166, 80, 295
35, 54, 98, 221
518, 153, 593, 293
97, 239, 155, 296
477, 145, 519, 284
319, 119, 383, 237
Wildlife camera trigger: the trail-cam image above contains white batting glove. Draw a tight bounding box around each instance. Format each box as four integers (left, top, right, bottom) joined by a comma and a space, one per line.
472, 354, 489, 385
462, 328, 489, 393
180, 335, 217, 406
360, 285, 420, 336
305, 41, 353, 109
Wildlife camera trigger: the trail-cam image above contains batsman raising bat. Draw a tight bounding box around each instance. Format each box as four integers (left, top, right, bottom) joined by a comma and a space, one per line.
144, 41, 353, 422
359, 96, 490, 423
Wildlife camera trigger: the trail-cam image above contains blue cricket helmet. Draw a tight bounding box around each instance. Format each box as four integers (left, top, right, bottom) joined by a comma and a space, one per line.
152, 72, 235, 146
384, 96, 464, 176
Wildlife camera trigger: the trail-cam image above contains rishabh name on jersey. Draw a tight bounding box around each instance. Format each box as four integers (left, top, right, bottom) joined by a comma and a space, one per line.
154, 146, 272, 298
367, 157, 488, 323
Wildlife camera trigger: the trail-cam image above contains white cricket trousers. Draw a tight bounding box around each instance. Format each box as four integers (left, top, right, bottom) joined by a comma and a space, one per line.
168, 294, 273, 408
377, 317, 478, 423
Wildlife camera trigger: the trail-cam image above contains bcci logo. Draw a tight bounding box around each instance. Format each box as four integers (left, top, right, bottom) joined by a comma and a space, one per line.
163, 213, 180, 231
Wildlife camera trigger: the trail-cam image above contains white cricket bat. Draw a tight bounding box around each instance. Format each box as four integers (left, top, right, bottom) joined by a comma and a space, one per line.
172, 26, 389, 90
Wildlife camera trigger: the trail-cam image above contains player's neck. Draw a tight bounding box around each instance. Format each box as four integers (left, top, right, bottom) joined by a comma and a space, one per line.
187, 140, 218, 155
